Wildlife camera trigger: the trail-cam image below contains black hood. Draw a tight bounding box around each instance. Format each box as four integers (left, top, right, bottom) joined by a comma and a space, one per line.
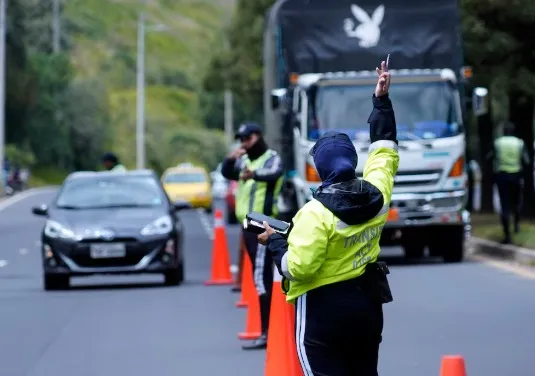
313, 179, 384, 225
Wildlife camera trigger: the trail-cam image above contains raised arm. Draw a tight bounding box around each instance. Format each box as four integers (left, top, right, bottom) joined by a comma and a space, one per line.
363, 60, 400, 205
221, 148, 246, 181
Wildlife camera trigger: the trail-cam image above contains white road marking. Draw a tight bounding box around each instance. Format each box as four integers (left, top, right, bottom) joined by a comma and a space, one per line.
230, 264, 238, 274
196, 209, 214, 240
469, 254, 535, 280
0, 260, 8, 267
19, 248, 28, 255
0, 187, 57, 212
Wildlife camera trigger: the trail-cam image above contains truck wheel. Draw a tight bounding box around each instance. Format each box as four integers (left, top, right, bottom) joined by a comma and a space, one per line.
429, 226, 464, 263
402, 229, 426, 259
403, 243, 425, 259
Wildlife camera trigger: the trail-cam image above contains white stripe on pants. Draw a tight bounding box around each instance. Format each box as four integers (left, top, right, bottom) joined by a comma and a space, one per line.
254, 243, 266, 295
296, 293, 313, 375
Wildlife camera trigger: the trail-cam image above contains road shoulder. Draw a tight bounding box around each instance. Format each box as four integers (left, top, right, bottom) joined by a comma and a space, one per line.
468, 237, 535, 267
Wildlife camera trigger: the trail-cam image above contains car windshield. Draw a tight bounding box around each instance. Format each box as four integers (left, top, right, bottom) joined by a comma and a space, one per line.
163, 172, 206, 183
55, 175, 166, 209
309, 81, 460, 142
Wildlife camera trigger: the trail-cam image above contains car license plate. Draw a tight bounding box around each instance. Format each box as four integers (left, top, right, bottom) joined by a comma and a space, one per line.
90, 243, 126, 258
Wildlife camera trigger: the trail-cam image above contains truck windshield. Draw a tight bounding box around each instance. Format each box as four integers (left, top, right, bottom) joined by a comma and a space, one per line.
309, 81, 460, 142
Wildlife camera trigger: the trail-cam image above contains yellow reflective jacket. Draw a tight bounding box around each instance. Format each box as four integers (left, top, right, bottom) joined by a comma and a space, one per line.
493, 136, 527, 174
220, 149, 284, 223
276, 143, 399, 304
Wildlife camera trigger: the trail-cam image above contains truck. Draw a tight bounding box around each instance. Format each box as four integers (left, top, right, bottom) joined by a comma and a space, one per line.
263, 0, 488, 263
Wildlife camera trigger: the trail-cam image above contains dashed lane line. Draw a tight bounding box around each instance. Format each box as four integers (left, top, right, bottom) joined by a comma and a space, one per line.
19, 248, 28, 255
197, 209, 214, 240
196, 209, 237, 273
0, 260, 8, 267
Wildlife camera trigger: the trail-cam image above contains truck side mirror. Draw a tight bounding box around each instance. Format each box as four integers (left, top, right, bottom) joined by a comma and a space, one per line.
271, 88, 287, 109
472, 87, 489, 117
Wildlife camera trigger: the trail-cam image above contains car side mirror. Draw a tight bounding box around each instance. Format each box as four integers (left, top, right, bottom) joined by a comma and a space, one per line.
472, 87, 489, 117
271, 88, 287, 110
173, 201, 191, 212
32, 204, 48, 216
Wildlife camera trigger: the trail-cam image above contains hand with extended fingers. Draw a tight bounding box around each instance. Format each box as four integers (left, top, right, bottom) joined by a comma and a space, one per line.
375, 60, 391, 97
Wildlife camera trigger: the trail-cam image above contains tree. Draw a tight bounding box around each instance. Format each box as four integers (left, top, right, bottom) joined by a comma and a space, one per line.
461, 0, 535, 216
202, 0, 275, 115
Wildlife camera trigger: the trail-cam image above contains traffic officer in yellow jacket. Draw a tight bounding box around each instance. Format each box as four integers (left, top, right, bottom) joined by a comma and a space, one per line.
221, 123, 284, 350
258, 61, 398, 375
101, 152, 127, 172
488, 121, 530, 243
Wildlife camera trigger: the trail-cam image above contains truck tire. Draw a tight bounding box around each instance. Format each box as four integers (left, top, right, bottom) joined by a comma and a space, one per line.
401, 229, 426, 259
428, 226, 464, 263
403, 242, 425, 259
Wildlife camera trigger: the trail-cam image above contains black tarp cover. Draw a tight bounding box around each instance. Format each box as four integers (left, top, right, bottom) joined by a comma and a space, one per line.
275, 0, 463, 75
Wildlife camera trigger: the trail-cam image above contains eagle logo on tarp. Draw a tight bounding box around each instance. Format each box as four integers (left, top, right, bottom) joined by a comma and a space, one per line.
343, 4, 384, 48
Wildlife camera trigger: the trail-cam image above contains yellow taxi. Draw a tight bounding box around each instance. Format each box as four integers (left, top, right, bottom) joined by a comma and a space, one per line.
161, 164, 213, 213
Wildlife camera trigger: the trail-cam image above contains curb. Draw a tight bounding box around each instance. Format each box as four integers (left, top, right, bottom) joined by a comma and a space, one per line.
468, 237, 535, 265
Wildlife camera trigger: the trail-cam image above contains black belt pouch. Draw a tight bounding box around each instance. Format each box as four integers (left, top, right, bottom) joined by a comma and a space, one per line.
359, 261, 394, 305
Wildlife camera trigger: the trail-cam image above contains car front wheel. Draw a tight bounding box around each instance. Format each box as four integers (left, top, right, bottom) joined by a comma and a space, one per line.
44, 274, 70, 291
164, 261, 184, 286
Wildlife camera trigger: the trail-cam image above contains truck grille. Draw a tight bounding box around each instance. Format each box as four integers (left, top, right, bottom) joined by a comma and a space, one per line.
357, 169, 442, 187
393, 169, 442, 187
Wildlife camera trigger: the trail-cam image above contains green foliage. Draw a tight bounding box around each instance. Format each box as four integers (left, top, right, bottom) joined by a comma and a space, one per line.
4, 144, 35, 167
203, 0, 275, 116
28, 166, 69, 187
6, 0, 236, 186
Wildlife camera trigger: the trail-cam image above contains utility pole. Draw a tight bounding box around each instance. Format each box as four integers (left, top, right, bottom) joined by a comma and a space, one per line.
52, 0, 60, 53
136, 9, 146, 169
224, 90, 233, 149
0, 0, 6, 191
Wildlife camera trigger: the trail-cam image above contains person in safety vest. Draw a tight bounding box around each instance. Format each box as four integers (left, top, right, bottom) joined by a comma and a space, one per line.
488, 121, 530, 243
101, 152, 127, 172
257, 60, 398, 376
221, 122, 284, 350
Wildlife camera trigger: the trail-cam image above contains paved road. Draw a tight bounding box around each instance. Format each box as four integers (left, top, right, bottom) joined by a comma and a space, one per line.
0, 189, 534, 376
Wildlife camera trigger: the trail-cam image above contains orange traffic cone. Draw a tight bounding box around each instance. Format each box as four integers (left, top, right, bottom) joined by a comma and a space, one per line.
440, 355, 467, 376
235, 247, 254, 308
238, 279, 262, 340
265, 267, 303, 376
204, 210, 234, 286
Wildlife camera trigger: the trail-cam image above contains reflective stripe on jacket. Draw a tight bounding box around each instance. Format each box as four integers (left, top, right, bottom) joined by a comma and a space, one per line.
280, 143, 399, 303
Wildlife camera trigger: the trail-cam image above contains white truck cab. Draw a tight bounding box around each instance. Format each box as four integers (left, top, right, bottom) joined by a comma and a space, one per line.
272, 68, 470, 262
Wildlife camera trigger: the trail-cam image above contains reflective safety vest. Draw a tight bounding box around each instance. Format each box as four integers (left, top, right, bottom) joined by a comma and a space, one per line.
282, 146, 399, 303
111, 164, 127, 172
235, 150, 283, 224
494, 136, 524, 173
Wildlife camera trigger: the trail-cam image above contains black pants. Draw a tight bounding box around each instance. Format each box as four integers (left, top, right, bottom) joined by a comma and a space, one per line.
243, 230, 273, 335
496, 172, 522, 240
295, 278, 383, 376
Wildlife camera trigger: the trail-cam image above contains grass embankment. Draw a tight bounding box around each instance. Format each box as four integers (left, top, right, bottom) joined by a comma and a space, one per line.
471, 213, 535, 249
63, 0, 235, 170
28, 167, 69, 188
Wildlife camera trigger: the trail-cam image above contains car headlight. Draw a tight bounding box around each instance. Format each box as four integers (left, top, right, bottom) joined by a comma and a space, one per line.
44, 220, 76, 239
140, 215, 173, 236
